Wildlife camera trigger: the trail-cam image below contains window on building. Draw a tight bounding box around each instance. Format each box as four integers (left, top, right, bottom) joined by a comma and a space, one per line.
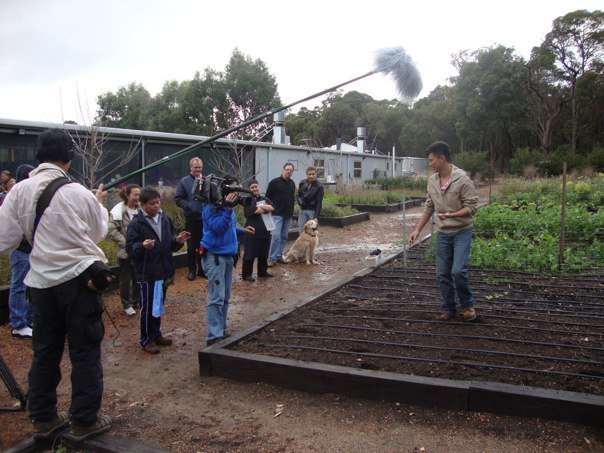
313, 158, 325, 178
353, 161, 362, 178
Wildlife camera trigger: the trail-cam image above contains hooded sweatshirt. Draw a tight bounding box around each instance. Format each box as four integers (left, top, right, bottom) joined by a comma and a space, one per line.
423, 164, 478, 233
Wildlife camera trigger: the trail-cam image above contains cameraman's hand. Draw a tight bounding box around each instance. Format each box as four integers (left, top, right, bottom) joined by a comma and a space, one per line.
243, 226, 255, 234
225, 192, 238, 209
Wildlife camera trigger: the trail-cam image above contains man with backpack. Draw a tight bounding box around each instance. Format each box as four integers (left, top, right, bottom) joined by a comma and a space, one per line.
0, 129, 113, 442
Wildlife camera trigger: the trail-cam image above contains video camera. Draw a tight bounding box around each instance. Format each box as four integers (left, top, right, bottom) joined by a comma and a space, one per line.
193, 174, 253, 207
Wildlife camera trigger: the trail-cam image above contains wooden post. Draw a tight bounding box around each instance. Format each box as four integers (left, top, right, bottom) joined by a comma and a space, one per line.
402, 193, 407, 270
558, 162, 567, 270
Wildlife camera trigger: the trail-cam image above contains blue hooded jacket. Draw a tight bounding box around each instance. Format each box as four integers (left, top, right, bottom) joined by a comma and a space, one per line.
200, 204, 243, 255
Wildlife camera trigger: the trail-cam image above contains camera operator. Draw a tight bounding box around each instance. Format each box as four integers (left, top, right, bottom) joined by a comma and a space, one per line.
0, 129, 112, 442
200, 175, 254, 346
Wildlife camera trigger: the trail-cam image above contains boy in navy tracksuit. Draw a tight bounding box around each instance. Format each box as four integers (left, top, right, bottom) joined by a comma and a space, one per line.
201, 179, 254, 346
126, 187, 190, 354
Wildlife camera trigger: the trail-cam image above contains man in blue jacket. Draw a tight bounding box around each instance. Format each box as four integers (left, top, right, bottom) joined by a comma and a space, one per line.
175, 157, 204, 280
126, 187, 190, 354
201, 176, 254, 346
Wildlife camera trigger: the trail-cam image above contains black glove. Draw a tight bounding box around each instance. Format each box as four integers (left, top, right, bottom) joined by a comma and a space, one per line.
84, 261, 117, 293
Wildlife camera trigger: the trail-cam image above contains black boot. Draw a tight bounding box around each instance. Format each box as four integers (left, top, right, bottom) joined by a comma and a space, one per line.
242, 260, 255, 282
257, 258, 273, 278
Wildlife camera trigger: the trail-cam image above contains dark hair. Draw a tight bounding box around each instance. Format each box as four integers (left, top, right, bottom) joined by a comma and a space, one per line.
247, 179, 259, 188
306, 166, 316, 173
1, 170, 11, 178
35, 129, 75, 164
118, 184, 141, 202
139, 187, 161, 204
425, 141, 451, 162
283, 162, 294, 170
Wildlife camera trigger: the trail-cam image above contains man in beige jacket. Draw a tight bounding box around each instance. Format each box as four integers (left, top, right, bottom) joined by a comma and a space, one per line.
409, 141, 478, 322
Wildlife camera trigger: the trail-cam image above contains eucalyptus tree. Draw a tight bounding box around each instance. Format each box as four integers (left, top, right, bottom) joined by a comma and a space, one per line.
533, 9, 604, 153
285, 106, 322, 147
398, 85, 458, 157
96, 82, 154, 130
222, 48, 281, 140
179, 68, 227, 136
450, 46, 529, 171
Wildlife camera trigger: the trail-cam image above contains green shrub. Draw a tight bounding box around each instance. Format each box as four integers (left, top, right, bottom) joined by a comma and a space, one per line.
452, 150, 497, 179
366, 176, 428, 191
509, 148, 544, 176
586, 145, 604, 172
319, 201, 359, 217
536, 145, 586, 176
159, 188, 185, 230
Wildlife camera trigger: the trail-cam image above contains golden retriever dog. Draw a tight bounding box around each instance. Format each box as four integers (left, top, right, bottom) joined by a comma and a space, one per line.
284, 220, 319, 265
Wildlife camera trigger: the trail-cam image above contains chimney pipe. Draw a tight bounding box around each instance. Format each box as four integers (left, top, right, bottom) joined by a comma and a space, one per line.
273, 111, 286, 144
357, 127, 366, 153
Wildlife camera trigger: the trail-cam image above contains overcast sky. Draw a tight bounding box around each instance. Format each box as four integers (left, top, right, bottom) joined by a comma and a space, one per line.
0, 0, 601, 125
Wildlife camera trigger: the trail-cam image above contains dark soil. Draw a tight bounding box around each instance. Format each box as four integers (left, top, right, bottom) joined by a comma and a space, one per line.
233, 244, 604, 397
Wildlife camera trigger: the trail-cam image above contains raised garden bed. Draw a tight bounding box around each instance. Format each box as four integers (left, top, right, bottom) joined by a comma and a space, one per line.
293, 212, 370, 228
335, 197, 423, 213
199, 240, 604, 426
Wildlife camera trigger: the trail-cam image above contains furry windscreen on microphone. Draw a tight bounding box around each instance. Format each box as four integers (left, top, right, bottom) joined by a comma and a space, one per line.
374, 47, 423, 102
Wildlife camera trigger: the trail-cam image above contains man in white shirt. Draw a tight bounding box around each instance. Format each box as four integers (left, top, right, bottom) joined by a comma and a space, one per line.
0, 129, 112, 442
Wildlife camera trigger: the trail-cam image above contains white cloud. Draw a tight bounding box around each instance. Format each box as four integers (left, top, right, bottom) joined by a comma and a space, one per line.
0, 0, 601, 123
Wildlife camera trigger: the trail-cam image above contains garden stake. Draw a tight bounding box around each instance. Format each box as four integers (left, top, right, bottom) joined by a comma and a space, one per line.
558, 161, 567, 270
402, 193, 408, 271
103, 47, 422, 189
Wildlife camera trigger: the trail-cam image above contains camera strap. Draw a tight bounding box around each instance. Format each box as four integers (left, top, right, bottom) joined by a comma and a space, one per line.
33, 176, 72, 242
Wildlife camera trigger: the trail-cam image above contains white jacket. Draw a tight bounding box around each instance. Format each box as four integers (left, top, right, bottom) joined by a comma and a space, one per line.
0, 163, 108, 288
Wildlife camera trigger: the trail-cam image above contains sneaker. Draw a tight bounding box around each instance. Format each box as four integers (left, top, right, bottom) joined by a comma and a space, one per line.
142, 342, 160, 354
267, 260, 275, 268
276, 258, 287, 264
64, 415, 112, 443
154, 335, 172, 346
242, 275, 256, 282
438, 313, 455, 321
462, 307, 477, 322
123, 307, 136, 316
11, 326, 33, 338
32, 411, 70, 440
187, 272, 196, 281
258, 272, 273, 278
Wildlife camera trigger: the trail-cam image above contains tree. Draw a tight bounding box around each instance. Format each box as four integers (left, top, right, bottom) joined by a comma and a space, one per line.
182, 68, 228, 136
96, 82, 154, 130
525, 52, 569, 154
535, 9, 604, 153
67, 125, 142, 188
222, 49, 281, 140
451, 46, 529, 171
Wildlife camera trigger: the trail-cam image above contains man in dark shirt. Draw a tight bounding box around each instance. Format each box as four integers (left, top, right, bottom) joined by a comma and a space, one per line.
174, 157, 205, 280
297, 166, 324, 234
265, 162, 295, 266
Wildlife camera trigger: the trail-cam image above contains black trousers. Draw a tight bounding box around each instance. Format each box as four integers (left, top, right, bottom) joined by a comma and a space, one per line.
185, 216, 203, 275
242, 236, 270, 277
28, 277, 104, 426
118, 258, 138, 309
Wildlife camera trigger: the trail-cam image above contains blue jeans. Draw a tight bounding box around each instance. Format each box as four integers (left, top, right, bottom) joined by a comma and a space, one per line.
269, 215, 292, 262
9, 249, 33, 330
435, 227, 474, 314
202, 252, 234, 343
298, 210, 315, 234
